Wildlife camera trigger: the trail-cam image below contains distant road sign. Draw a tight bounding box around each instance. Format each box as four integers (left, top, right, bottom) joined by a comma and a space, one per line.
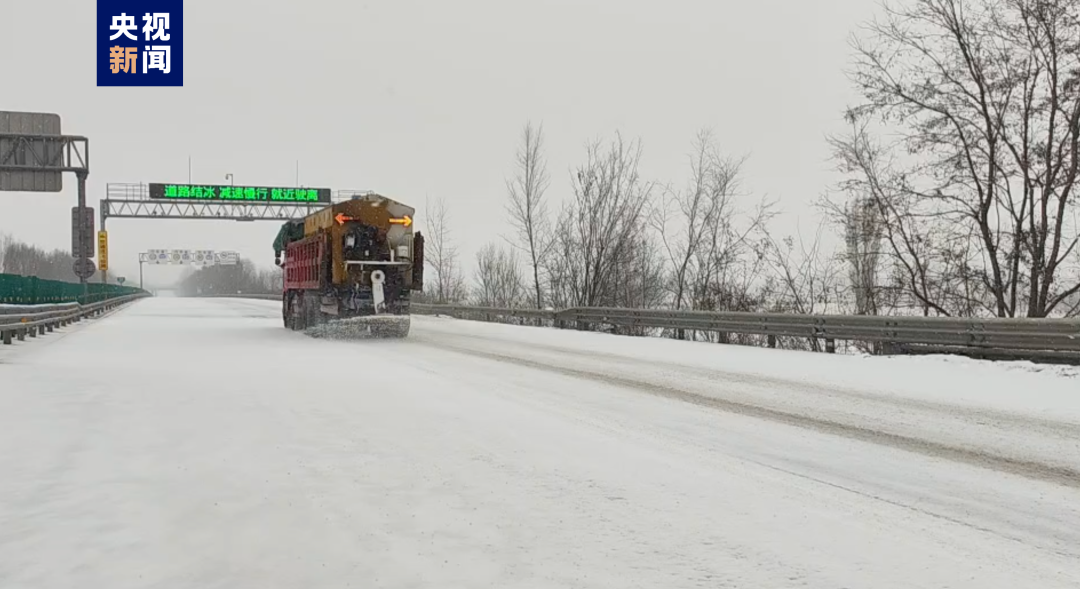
73, 257, 96, 279
142, 249, 237, 266
192, 250, 216, 266
148, 183, 331, 203
145, 249, 168, 264
117, 277, 126, 285
0, 111, 63, 192
71, 206, 95, 258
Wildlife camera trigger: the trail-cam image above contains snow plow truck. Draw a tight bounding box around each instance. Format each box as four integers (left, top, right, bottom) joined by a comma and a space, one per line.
273, 193, 424, 338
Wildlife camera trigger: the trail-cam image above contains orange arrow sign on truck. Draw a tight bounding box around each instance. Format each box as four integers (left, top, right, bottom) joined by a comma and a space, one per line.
337, 213, 411, 226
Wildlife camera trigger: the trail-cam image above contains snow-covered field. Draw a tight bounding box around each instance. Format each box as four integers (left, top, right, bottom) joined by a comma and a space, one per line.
1, 297, 1078, 588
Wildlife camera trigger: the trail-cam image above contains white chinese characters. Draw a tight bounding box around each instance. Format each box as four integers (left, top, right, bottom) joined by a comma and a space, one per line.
144, 46, 171, 74
108, 13, 138, 41
107, 12, 173, 77
142, 13, 170, 41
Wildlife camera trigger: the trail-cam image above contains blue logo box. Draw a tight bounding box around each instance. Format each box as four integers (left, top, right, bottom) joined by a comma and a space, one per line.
97, 0, 184, 86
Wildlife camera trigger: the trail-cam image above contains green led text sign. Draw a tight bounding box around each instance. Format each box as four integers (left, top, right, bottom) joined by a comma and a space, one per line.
148, 183, 332, 203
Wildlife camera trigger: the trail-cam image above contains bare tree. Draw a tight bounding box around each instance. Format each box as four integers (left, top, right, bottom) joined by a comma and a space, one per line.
826, 119, 983, 316
843, 0, 1080, 317
761, 221, 844, 350
177, 259, 279, 296
424, 196, 466, 303
763, 221, 843, 315
608, 234, 668, 310
0, 233, 10, 273
650, 128, 775, 338
472, 242, 526, 307
0, 238, 79, 282
505, 121, 553, 309
546, 133, 656, 308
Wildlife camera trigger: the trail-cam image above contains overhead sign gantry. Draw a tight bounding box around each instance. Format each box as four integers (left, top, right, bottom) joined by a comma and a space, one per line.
0, 111, 94, 283
102, 182, 332, 224
149, 183, 331, 203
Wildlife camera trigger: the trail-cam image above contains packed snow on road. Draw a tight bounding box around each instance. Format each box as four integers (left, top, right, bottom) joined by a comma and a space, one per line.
1, 297, 1078, 588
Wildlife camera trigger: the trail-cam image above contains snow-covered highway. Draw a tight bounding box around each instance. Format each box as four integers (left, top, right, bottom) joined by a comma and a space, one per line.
1, 297, 1078, 588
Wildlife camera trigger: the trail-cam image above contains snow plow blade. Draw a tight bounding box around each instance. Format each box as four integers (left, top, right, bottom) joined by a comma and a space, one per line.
305, 315, 411, 339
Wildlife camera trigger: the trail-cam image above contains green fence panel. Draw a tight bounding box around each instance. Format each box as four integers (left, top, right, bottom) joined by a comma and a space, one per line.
0, 273, 147, 305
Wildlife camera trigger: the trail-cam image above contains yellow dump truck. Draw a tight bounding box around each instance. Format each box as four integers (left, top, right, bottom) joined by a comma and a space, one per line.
273, 193, 424, 337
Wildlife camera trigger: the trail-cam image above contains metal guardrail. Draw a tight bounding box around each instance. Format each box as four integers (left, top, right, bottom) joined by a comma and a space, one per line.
191, 296, 1080, 363
0, 294, 148, 345
0, 302, 81, 316
411, 303, 1080, 364
413, 303, 558, 322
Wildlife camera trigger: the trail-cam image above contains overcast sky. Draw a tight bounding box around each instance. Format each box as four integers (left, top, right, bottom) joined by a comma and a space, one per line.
1, 0, 880, 285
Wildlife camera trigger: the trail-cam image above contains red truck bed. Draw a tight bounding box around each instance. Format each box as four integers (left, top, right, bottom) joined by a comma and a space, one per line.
283, 233, 324, 291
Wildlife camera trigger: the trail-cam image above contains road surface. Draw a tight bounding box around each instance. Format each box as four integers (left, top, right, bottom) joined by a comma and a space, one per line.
1, 297, 1078, 588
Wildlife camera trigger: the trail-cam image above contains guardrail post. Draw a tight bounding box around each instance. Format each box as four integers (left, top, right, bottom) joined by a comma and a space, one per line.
825, 338, 836, 353
2, 330, 10, 345
767, 334, 776, 348
881, 341, 905, 355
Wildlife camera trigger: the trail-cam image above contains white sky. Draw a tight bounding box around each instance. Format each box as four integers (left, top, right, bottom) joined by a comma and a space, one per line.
1, 0, 880, 285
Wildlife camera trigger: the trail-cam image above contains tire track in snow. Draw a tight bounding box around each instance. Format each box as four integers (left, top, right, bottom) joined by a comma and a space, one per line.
410, 337, 1080, 490
426, 328, 1077, 438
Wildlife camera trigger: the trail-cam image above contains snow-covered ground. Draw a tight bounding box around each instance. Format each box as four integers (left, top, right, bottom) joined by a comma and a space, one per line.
411, 312, 1080, 481
1, 297, 1078, 588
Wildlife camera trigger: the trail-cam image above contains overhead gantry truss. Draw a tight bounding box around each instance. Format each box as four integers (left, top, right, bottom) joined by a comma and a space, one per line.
0, 133, 90, 176
102, 198, 325, 221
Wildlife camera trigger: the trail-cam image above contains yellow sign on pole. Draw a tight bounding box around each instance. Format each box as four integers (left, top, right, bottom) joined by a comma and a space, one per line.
97, 231, 109, 271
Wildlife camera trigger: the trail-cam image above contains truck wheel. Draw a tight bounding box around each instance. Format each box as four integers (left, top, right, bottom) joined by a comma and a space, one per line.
295, 294, 307, 330
302, 294, 323, 328
286, 292, 305, 331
